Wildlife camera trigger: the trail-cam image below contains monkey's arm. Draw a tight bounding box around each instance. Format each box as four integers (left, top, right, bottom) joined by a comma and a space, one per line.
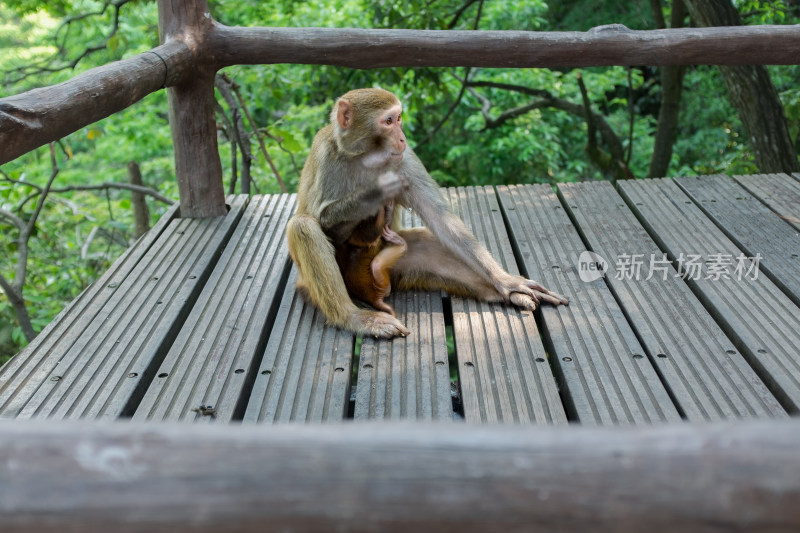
400, 153, 567, 307
319, 171, 406, 244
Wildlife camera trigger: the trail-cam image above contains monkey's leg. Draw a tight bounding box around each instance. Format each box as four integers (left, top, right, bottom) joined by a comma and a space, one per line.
369, 228, 408, 316
390, 228, 507, 302
287, 214, 410, 338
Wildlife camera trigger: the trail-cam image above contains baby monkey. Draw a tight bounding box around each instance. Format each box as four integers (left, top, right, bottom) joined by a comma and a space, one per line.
335, 200, 407, 317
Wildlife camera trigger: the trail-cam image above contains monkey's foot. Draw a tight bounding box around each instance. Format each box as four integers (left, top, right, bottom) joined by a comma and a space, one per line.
350, 309, 409, 338
498, 275, 569, 308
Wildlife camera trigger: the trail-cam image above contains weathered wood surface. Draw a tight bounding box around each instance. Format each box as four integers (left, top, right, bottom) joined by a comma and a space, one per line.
447, 187, 565, 424
355, 291, 452, 421
0, 197, 247, 420
676, 175, 800, 309
620, 178, 800, 413
735, 173, 800, 231
133, 195, 295, 423
0, 202, 179, 414
213, 24, 800, 68
2, 177, 799, 426
159, 0, 227, 218
0, 40, 192, 165
498, 184, 680, 424
3, 419, 800, 532
559, 181, 785, 421
243, 267, 355, 424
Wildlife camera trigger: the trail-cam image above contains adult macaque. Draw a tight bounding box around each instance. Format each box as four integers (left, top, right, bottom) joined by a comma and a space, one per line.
287, 88, 567, 338
335, 200, 406, 317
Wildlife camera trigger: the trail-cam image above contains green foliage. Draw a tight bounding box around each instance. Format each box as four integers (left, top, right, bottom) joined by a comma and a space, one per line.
1, 0, 799, 362
734, 0, 788, 23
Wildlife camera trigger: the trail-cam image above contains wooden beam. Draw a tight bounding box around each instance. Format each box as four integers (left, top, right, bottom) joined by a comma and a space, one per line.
0, 41, 191, 166
158, 0, 226, 218
2, 20, 800, 173
210, 24, 800, 68
1, 419, 800, 532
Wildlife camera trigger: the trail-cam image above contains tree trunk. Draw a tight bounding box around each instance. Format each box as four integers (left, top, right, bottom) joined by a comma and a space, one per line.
648, 1, 686, 179
127, 161, 150, 239
684, 0, 800, 174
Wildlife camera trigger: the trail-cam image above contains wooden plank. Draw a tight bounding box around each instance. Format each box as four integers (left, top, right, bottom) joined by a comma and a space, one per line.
0, 197, 248, 420
498, 185, 681, 425
4, 418, 800, 532
620, 178, 800, 414
0, 204, 179, 417
352, 203, 452, 421
216, 24, 800, 68
243, 267, 354, 424
676, 175, 800, 307
448, 187, 566, 424
734, 173, 800, 231
559, 181, 784, 421
133, 194, 295, 423
354, 291, 452, 420
0, 202, 180, 417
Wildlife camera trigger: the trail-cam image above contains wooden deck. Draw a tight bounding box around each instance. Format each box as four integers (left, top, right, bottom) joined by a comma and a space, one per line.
2, 174, 799, 426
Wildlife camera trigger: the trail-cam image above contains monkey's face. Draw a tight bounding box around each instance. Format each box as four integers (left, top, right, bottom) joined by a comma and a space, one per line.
374, 104, 406, 162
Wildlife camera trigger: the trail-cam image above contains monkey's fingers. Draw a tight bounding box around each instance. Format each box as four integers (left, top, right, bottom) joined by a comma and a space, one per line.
523, 279, 569, 306
377, 171, 408, 201
534, 289, 570, 307
509, 292, 537, 311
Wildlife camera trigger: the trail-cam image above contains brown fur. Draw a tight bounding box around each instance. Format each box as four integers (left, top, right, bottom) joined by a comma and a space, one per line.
336, 203, 407, 316
287, 88, 567, 339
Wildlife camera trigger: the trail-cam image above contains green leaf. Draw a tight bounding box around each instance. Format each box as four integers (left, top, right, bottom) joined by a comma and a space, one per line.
271, 128, 303, 152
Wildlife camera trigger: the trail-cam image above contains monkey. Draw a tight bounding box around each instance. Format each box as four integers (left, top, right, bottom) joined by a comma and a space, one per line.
335, 200, 407, 317
286, 87, 568, 338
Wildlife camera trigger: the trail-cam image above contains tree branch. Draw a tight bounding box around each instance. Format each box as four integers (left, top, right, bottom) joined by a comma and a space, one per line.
219, 73, 287, 193
215, 75, 253, 195
466, 79, 626, 161
7, 178, 175, 213
3, 0, 135, 85
626, 67, 634, 165
447, 0, 482, 30
0, 144, 59, 342
415, 67, 472, 150
468, 78, 633, 181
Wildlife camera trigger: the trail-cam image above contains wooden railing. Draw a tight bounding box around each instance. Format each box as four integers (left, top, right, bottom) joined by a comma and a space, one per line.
1, 0, 800, 215
2, 2, 800, 529
2, 418, 800, 532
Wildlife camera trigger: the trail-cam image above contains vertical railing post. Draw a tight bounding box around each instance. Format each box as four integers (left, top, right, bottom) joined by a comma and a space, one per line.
158, 0, 227, 218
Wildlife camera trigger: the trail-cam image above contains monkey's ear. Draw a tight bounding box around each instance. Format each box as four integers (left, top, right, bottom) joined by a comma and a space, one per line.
336, 99, 353, 130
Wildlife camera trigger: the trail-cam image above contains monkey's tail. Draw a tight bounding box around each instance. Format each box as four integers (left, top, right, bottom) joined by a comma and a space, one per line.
286, 214, 358, 328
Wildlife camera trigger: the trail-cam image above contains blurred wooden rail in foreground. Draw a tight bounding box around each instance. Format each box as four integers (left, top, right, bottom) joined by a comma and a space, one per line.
2, 0, 800, 530
2, 174, 800, 530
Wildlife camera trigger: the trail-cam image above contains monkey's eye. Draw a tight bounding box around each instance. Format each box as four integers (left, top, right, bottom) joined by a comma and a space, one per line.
385, 117, 393, 125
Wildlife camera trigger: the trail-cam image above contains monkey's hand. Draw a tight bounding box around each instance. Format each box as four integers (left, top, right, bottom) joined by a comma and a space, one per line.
377, 171, 409, 203
497, 274, 569, 310
381, 225, 406, 248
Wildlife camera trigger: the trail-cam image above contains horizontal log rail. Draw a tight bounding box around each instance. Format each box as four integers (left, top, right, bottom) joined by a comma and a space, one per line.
211, 23, 800, 68
0, 41, 192, 166
1, 418, 799, 532
2, 22, 800, 166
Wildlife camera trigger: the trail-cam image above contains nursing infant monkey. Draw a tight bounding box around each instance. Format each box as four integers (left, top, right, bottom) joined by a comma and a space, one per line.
287, 88, 568, 338
335, 199, 406, 317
